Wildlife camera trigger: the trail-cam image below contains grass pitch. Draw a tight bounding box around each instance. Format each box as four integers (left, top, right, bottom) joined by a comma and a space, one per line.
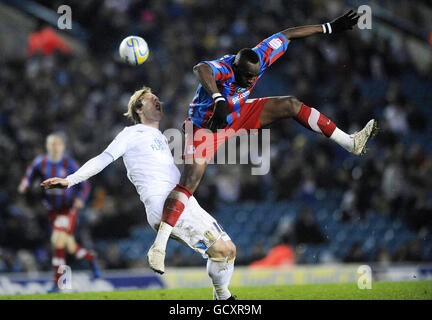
1, 281, 431, 300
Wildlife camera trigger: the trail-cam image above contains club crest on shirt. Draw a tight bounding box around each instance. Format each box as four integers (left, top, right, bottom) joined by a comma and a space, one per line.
204, 230, 215, 241
235, 87, 248, 94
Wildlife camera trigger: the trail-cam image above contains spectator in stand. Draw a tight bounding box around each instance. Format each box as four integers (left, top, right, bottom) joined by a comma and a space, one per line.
28, 22, 71, 57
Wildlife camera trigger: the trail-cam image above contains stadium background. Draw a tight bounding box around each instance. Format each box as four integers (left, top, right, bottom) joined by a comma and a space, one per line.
0, 0, 431, 293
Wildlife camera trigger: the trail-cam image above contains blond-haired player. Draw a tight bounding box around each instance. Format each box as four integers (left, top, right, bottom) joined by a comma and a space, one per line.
41, 87, 237, 300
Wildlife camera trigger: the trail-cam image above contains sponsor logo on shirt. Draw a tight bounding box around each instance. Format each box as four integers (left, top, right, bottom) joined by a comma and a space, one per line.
232, 90, 250, 104
151, 138, 166, 151
235, 87, 247, 94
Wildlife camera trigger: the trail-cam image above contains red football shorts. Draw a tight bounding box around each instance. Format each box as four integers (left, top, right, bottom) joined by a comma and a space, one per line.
48, 208, 78, 235
184, 98, 267, 161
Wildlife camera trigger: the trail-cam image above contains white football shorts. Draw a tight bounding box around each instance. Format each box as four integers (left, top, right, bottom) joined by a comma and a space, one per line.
144, 195, 231, 258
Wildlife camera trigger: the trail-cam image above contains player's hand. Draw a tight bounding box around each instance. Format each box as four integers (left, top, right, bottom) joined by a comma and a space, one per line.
326, 10, 361, 33
40, 177, 69, 189
207, 97, 228, 132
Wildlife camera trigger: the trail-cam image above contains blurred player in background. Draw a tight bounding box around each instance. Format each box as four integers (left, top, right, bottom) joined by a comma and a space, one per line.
148, 10, 379, 273
18, 133, 100, 292
41, 87, 237, 300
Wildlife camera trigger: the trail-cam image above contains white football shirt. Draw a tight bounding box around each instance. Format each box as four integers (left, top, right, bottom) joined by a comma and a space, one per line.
104, 124, 180, 203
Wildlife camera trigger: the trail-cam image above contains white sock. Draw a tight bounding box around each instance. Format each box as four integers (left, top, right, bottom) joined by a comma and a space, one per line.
152, 222, 173, 250
330, 127, 354, 152
207, 257, 235, 300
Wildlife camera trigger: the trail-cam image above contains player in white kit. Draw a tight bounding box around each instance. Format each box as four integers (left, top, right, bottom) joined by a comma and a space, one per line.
41, 86, 236, 300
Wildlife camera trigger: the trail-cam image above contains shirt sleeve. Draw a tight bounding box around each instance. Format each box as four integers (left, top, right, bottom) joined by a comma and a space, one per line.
103, 128, 130, 161
66, 152, 113, 188
202, 59, 233, 82
252, 32, 289, 74
69, 159, 91, 202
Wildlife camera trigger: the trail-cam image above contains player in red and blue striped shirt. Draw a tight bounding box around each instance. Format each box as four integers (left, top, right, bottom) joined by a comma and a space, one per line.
148, 10, 378, 275
188, 32, 289, 129
18, 133, 100, 292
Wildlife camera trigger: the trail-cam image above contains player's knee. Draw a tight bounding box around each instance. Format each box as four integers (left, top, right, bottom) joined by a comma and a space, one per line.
65, 235, 76, 253
280, 96, 302, 118
51, 230, 67, 248
208, 240, 232, 259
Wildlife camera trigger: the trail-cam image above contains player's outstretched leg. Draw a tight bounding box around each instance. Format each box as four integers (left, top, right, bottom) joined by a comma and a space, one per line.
259, 97, 378, 155
148, 161, 208, 274
206, 239, 237, 300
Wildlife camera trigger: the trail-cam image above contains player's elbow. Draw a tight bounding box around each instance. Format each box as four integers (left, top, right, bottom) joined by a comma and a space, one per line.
192, 63, 201, 72
281, 29, 296, 42
192, 63, 201, 75
193, 63, 210, 77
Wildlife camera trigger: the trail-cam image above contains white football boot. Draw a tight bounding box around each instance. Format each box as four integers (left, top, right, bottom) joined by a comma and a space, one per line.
147, 244, 166, 274
350, 119, 379, 156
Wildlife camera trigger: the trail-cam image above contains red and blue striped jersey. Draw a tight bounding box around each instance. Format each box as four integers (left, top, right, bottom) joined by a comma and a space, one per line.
188, 32, 289, 128
21, 155, 90, 211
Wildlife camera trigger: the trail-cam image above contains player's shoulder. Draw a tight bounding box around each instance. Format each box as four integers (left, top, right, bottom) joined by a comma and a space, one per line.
256, 32, 288, 50
125, 124, 162, 136
115, 125, 135, 136
218, 54, 235, 63
33, 155, 45, 165
206, 54, 235, 68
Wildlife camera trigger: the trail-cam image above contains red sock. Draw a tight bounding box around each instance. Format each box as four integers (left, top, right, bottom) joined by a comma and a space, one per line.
75, 245, 94, 261
162, 184, 192, 227
295, 103, 336, 137
52, 248, 65, 285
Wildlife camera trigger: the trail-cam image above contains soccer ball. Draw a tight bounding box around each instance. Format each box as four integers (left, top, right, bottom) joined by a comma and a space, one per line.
119, 36, 149, 66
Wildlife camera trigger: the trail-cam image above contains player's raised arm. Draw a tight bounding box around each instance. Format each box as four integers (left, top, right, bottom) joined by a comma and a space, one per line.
281, 10, 361, 40
193, 63, 220, 97
193, 63, 228, 132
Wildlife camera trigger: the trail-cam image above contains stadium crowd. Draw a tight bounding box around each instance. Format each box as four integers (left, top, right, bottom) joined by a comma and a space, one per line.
0, 0, 431, 272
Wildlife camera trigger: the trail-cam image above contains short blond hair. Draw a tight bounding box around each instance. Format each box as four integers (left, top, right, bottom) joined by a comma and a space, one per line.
124, 86, 152, 124
46, 132, 66, 144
